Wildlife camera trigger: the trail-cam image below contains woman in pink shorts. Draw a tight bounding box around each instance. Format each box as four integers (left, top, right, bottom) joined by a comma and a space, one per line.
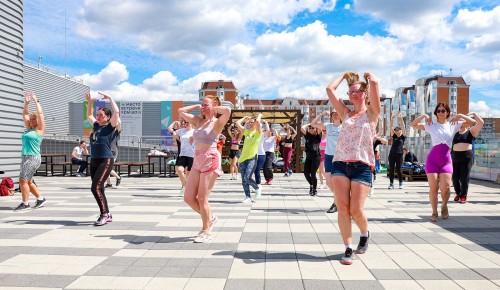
411, 103, 476, 222
179, 95, 231, 243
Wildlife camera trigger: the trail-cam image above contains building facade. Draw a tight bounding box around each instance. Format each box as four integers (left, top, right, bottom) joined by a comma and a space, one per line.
198, 80, 238, 106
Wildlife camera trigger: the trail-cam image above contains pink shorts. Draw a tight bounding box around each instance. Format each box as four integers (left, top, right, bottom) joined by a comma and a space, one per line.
192, 147, 223, 176
425, 144, 453, 174
320, 150, 325, 162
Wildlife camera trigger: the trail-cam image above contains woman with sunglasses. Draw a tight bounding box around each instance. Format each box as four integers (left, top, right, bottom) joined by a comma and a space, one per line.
301, 123, 322, 196
179, 95, 231, 243
326, 71, 380, 265
171, 119, 195, 194
387, 113, 406, 190
411, 103, 476, 222
85, 92, 120, 226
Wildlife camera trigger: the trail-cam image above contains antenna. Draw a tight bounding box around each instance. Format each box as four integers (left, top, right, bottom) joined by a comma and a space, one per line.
64, 0, 67, 76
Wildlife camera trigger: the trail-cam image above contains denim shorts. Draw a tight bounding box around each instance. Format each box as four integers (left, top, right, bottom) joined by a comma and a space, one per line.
324, 154, 334, 173
331, 161, 372, 186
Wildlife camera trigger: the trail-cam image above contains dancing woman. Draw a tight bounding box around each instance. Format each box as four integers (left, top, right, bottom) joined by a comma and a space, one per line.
227, 124, 243, 180
15, 92, 46, 211
263, 126, 278, 185
85, 92, 121, 226
388, 113, 406, 189
326, 71, 381, 265
300, 123, 322, 196
171, 119, 195, 194
281, 123, 297, 176
410, 103, 476, 222
179, 95, 231, 243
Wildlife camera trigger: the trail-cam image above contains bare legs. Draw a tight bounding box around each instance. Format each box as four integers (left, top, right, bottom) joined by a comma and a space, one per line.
426, 173, 452, 221
176, 165, 190, 188
19, 179, 41, 202
183, 169, 218, 231
230, 157, 239, 178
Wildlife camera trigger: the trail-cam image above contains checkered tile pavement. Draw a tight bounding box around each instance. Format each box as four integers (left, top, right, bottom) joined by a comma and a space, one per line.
0, 173, 499, 289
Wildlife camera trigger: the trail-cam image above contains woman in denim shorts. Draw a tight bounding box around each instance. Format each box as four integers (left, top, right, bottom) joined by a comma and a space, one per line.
326, 71, 381, 265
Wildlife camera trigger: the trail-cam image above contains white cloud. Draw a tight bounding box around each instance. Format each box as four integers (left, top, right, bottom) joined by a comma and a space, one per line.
464, 69, 500, 84
452, 7, 500, 53
78, 61, 129, 91
469, 101, 500, 117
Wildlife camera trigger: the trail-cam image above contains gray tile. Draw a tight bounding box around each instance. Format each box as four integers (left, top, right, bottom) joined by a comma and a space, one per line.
209, 243, 239, 251
341, 280, 384, 290
133, 257, 169, 267
119, 266, 162, 277
303, 280, 343, 290
166, 258, 202, 267
224, 279, 264, 290
199, 258, 234, 267
370, 269, 412, 280
156, 266, 196, 278
266, 252, 297, 259
0, 274, 78, 288
0, 253, 17, 263
440, 269, 486, 280
100, 256, 139, 266
265, 279, 304, 290
84, 265, 128, 276
192, 266, 231, 278
473, 268, 500, 280
405, 269, 449, 280
235, 251, 266, 259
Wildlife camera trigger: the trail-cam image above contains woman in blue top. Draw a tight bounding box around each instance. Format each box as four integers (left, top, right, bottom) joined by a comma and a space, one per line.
85, 92, 121, 226
14, 92, 46, 211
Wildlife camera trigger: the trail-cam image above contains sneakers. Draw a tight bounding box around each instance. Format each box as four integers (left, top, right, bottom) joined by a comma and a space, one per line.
33, 198, 47, 209
399, 183, 404, 189
194, 230, 212, 243
254, 188, 261, 199
368, 187, 374, 197
265, 179, 272, 185
242, 197, 252, 203
388, 184, 394, 189
454, 194, 460, 202
94, 213, 113, 226
105, 184, 113, 189
341, 248, 354, 265
209, 215, 218, 232
14, 203, 30, 211
356, 232, 370, 254
326, 203, 337, 213
230, 176, 236, 180
311, 189, 317, 196
116, 177, 122, 187
75, 172, 84, 177
460, 197, 467, 204
284, 173, 289, 177
288, 171, 293, 176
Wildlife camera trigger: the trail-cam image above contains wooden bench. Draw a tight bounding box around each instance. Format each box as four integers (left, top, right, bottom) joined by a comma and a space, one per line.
114, 162, 131, 176
127, 162, 155, 177
47, 162, 75, 176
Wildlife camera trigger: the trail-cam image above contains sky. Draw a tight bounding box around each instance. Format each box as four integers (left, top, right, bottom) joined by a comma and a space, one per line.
23, 0, 500, 117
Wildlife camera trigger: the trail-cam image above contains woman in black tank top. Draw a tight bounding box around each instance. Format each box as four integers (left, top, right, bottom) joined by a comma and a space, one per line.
451, 112, 483, 203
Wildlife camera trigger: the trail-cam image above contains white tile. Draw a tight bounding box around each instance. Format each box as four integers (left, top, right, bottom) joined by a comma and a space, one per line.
379, 280, 424, 290
183, 278, 226, 290
144, 278, 188, 290
416, 280, 463, 290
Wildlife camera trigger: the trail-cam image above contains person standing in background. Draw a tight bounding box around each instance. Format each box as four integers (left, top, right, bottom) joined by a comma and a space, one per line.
227, 124, 243, 180
172, 119, 195, 194
281, 123, 297, 176
254, 120, 269, 190
387, 113, 406, 189
301, 123, 322, 196
263, 126, 277, 185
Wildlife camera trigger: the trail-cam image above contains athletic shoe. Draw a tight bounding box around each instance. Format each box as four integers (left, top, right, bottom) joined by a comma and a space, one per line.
454, 194, 460, 202
94, 213, 112, 226
209, 215, 218, 232
356, 232, 370, 254
33, 198, 47, 209
388, 184, 394, 189
265, 179, 272, 185
14, 203, 30, 211
105, 184, 113, 189
242, 197, 252, 203
460, 197, 467, 204
326, 203, 337, 213
255, 188, 261, 199
288, 171, 293, 176
341, 248, 354, 265
309, 188, 314, 196
116, 178, 122, 187
194, 230, 213, 243
311, 189, 318, 196
368, 187, 374, 197
75, 173, 84, 177
284, 173, 289, 177
399, 183, 404, 189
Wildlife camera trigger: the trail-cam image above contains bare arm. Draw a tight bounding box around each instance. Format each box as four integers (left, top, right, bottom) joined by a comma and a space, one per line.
400, 114, 407, 137
235, 116, 248, 132
451, 113, 477, 128
167, 121, 180, 134
84, 93, 96, 125
468, 112, 484, 137
213, 106, 232, 134
326, 74, 349, 120
71, 148, 79, 159
364, 72, 381, 124
375, 136, 388, 145
178, 104, 202, 127
30, 93, 45, 134
410, 114, 429, 131
311, 111, 328, 131
23, 93, 30, 128
289, 126, 297, 139
255, 113, 263, 133
99, 93, 120, 128
300, 123, 309, 135
390, 114, 395, 136
227, 126, 235, 139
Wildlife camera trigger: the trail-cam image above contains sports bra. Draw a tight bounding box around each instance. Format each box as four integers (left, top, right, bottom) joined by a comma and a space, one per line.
231, 138, 240, 145
193, 119, 218, 146
284, 136, 293, 143
453, 130, 474, 145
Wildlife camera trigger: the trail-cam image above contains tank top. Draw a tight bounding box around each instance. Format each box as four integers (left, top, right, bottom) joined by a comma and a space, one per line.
325, 123, 341, 155
453, 130, 474, 145
21, 129, 43, 156
284, 136, 293, 143
319, 135, 327, 149
231, 138, 240, 145
193, 118, 218, 146
333, 112, 376, 167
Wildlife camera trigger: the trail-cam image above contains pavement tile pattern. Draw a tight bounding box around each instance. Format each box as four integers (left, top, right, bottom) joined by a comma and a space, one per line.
0, 173, 499, 289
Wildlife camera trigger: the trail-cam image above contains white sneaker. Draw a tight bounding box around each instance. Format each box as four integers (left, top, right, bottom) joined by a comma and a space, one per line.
194, 231, 212, 243
368, 187, 374, 197
399, 183, 404, 189
255, 188, 261, 199
242, 197, 252, 203
318, 184, 324, 189
209, 214, 218, 232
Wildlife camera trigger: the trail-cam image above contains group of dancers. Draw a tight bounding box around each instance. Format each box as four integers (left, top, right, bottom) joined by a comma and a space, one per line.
15, 71, 484, 264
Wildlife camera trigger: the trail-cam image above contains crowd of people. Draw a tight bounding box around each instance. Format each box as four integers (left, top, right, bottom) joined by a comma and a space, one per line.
14, 74, 485, 264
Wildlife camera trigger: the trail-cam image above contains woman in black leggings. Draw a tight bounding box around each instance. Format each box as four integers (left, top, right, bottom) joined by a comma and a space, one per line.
301, 123, 322, 196
85, 92, 121, 226
388, 113, 406, 189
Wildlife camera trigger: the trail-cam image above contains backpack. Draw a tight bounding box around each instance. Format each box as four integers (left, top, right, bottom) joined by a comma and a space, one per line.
0, 177, 15, 196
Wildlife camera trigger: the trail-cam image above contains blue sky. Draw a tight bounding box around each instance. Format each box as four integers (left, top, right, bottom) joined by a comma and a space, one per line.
24, 0, 500, 116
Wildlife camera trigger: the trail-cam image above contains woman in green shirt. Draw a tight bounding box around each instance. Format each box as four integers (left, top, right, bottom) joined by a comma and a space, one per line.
14, 92, 46, 211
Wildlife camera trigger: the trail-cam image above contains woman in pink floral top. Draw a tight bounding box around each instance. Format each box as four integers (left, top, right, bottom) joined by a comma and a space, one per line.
326, 71, 381, 265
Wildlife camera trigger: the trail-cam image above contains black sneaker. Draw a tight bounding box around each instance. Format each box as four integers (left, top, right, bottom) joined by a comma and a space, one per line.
356, 232, 370, 254
327, 203, 337, 213
14, 203, 30, 211
341, 248, 354, 265
33, 198, 47, 209
311, 189, 318, 196
105, 184, 113, 189
309, 187, 314, 196
116, 178, 122, 187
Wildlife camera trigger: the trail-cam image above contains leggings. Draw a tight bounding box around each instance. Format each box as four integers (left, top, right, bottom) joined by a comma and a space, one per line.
452, 150, 474, 198
303, 154, 321, 189
388, 153, 403, 184
254, 154, 266, 185
283, 147, 293, 173
263, 152, 274, 181
90, 158, 114, 214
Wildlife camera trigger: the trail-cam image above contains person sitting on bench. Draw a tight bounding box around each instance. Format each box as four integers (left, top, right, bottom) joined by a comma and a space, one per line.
71, 141, 89, 177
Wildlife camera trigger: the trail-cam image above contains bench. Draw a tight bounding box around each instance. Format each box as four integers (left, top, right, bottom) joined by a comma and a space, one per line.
47, 162, 75, 176
127, 162, 155, 177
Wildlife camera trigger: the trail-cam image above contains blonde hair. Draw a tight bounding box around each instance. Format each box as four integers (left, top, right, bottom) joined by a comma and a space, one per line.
344, 71, 369, 104
27, 112, 39, 129
204, 95, 222, 107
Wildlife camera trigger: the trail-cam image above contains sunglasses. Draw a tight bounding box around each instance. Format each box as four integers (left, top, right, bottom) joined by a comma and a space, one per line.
347, 90, 365, 96
436, 109, 447, 113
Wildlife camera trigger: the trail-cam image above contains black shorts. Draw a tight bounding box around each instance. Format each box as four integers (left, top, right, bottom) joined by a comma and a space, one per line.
176, 156, 193, 171
229, 149, 241, 159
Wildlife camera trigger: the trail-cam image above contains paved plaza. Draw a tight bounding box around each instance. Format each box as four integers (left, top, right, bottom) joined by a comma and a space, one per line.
0, 173, 499, 289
